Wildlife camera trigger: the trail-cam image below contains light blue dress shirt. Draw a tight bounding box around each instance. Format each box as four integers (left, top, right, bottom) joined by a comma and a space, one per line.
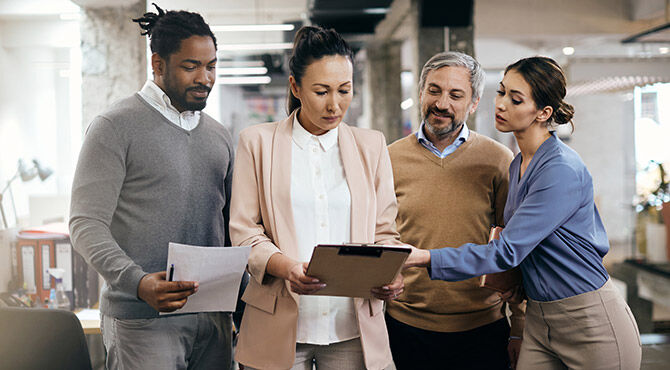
428, 132, 610, 301
416, 122, 469, 158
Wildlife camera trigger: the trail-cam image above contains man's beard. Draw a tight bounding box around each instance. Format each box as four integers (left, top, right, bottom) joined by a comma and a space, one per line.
169, 85, 210, 111
164, 71, 211, 111
423, 107, 467, 139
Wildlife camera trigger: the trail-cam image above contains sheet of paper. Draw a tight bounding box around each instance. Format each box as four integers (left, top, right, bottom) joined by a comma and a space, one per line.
161, 243, 251, 315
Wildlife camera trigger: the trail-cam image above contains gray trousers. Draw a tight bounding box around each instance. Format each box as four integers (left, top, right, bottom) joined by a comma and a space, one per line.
101, 312, 232, 370
243, 337, 365, 370
518, 279, 641, 370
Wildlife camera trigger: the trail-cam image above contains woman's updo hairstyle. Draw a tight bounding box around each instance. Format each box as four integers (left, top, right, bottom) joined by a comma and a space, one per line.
287, 26, 354, 114
505, 56, 575, 130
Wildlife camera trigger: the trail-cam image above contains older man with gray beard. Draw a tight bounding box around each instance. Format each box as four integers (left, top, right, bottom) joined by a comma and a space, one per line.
386, 51, 525, 370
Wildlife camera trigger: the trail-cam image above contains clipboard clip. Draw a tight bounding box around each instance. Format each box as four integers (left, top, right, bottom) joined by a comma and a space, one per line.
338, 245, 383, 258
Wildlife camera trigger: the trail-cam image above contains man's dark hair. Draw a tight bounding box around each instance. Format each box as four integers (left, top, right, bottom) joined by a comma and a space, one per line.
132, 3, 217, 59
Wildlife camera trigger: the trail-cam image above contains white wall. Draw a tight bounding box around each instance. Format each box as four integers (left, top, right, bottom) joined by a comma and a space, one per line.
0, 18, 79, 226
568, 92, 636, 258
565, 58, 670, 259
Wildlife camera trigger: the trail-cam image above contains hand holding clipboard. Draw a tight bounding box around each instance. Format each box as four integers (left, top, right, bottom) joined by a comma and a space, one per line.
304, 244, 410, 299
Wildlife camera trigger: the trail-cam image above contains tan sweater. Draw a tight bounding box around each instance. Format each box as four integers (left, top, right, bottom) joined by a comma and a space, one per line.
387, 131, 525, 337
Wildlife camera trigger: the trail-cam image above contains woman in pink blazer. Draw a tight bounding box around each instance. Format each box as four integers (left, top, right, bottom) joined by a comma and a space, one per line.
230, 26, 404, 370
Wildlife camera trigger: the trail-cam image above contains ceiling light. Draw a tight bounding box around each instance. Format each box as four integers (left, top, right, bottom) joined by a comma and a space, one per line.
362, 8, 389, 15
218, 60, 265, 68
211, 24, 295, 32
218, 43, 293, 51
562, 47, 575, 56
567, 76, 670, 96
216, 76, 272, 85
218, 67, 268, 76
401, 98, 414, 110
660, 47, 669, 54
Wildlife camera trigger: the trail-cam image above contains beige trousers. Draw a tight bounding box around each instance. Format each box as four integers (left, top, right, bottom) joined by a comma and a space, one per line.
518, 279, 641, 370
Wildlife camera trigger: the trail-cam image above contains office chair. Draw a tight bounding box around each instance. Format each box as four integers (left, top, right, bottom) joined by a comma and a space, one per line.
0, 307, 92, 370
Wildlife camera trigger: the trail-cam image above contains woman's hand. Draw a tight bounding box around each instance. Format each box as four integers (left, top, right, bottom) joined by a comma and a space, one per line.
371, 273, 404, 300
403, 246, 431, 268
287, 262, 326, 295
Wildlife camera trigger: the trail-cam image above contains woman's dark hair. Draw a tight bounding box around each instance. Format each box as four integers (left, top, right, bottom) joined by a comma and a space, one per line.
287, 26, 354, 114
505, 56, 575, 130
132, 3, 217, 60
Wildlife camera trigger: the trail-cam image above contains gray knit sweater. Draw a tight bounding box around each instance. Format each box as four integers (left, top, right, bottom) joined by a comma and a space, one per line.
70, 94, 234, 319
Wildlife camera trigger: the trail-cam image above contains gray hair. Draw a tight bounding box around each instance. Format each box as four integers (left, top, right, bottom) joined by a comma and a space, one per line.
419, 51, 485, 102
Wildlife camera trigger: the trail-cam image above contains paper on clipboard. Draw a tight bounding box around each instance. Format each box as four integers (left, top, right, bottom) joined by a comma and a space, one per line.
161, 243, 251, 315
306, 244, 411, 298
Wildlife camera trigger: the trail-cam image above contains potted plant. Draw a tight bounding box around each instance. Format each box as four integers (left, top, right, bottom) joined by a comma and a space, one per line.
635, 161, 670, 262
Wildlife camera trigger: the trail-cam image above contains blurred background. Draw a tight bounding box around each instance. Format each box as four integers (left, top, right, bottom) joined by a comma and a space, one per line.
0, 0, 669, 367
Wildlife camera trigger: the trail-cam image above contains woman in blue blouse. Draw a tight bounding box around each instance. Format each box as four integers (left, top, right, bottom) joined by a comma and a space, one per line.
405, 56, 641, 369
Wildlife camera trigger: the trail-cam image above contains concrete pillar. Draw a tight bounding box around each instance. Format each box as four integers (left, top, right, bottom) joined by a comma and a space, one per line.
72, 0, 147, 132
416, 27, 445, 73
412, 0, 477, 130
448, 25, 475, 57
413, 26, 446, 130
366, 40, 403, 143
369, 0, 414, 139
370, 0, 477, 136
445, 11, 476, 130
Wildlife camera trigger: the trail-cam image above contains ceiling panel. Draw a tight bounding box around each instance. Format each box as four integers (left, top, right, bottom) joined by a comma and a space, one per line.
309, 0, 392, 34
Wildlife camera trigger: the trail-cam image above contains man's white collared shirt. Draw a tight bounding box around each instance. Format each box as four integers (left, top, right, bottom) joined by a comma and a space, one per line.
137, 80, 201, 131
290, 114, 359, 345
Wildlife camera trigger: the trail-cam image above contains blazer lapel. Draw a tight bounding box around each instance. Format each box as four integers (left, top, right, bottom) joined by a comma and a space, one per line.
270, 113, 299, 261
338, 123, 370, 243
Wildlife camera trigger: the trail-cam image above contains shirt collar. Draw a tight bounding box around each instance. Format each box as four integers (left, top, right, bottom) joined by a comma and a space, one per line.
292, 111, 339, 151
140, 80, 198, 116
416, 121, 469, 145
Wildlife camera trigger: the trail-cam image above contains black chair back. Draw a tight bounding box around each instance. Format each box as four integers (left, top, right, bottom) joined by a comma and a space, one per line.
0, 307, 92, 370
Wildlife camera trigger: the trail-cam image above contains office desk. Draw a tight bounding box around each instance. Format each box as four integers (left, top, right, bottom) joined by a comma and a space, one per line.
610, 259, 670, 333
75, 308, 101, 335
74, 308, 104, 369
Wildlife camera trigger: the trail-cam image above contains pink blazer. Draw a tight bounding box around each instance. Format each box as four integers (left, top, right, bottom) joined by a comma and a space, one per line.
230, 111, 401, 369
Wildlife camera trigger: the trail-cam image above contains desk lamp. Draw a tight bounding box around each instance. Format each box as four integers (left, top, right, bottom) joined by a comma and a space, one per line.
0, 159, 53, 228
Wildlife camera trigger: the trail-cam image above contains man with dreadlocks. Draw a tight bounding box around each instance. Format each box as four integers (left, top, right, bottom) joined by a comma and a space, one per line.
70, 4, 234, 369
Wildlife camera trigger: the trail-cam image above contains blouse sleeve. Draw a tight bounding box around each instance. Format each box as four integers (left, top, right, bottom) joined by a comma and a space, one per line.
429, 162, 582, 281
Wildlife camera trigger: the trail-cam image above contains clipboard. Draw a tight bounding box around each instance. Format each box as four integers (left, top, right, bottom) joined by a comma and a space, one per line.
305, 244, 411, 298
